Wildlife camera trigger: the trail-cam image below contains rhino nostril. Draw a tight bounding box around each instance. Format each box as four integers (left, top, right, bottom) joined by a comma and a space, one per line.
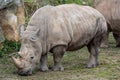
18, 70, 27, 76
18, 69, 32, 76
27, 69, 32, 75
18, 70, 24, 76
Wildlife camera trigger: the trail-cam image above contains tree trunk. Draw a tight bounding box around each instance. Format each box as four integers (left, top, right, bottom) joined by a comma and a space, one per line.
0, 0, 25, 42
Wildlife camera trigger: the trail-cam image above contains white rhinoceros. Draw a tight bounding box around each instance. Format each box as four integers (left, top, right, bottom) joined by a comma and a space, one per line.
12, 4, 107, 76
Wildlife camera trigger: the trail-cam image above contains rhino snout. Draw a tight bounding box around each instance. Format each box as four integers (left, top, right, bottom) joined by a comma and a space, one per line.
18, 69, 32, 76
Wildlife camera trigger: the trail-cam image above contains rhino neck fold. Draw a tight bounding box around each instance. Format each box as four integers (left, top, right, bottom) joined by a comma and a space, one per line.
26, 6, 54, 54
40, 15, 49, 54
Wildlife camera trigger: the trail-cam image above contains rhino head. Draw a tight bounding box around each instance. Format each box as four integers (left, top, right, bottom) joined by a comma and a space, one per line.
12, 26, 42, 76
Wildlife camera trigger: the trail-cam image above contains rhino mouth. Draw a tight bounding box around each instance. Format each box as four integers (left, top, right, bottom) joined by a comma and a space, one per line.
18, 69, 32, 76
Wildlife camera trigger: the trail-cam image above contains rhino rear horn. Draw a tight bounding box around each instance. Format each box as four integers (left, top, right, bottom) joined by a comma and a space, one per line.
18, 52, 25, 58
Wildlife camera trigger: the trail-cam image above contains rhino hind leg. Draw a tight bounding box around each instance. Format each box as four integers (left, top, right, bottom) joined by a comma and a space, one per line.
87, 39, 100, 68
100, 31, 109, 48
113, 33, 120, 47
40, 54, 49, 71
52, 45, 66, 71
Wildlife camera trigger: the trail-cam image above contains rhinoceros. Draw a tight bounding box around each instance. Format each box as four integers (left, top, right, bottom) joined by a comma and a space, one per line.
93, 0, 120, 47
12, 4, 107, 76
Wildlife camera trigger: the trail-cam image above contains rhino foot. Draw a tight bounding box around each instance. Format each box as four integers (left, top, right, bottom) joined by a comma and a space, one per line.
52, 65, 64, 71
40, 65, 49, 71
100, 44, 109, 48
87, 62, 99, 68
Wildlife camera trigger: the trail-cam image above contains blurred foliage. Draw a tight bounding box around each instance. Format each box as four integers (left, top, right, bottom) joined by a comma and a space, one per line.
0, 40, 21, 57
24, 0, 33, 2
48, 0, 93, 6
25, 14, 31, 26
24, 0, 93, 18
0, 0, 93, 57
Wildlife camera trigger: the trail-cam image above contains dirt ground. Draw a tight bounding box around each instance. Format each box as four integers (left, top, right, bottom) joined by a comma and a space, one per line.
0, 34, 120, 80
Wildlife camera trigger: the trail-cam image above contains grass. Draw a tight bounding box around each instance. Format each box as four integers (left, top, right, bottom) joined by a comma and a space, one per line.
0, 33, 120, 80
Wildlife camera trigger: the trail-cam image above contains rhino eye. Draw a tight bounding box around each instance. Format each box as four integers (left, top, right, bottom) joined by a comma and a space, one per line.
31, 57, 34, 59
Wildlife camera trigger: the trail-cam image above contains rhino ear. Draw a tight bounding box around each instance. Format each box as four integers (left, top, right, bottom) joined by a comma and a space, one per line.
29, 29, 40, 41
29, 35, 38, 41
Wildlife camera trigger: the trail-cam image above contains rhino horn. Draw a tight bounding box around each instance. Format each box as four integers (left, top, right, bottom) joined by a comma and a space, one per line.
18, 52, 24, 58
12, 57, 23, 69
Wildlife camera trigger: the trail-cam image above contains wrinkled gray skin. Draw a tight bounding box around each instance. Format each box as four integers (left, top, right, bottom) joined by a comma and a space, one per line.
12, 4, 107, 76
93, 0, 120, 47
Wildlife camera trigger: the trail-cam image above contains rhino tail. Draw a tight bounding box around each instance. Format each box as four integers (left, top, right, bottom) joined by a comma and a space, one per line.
96, 17, 108, 47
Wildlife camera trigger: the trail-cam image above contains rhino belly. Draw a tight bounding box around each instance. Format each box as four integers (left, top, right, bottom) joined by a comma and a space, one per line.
67, 35, 92, 51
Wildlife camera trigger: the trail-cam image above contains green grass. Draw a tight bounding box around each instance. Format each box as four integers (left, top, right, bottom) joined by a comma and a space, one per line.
0, 33, 120, 80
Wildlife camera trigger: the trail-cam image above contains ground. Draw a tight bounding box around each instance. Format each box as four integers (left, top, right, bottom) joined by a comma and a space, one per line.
0, 34, 120, 80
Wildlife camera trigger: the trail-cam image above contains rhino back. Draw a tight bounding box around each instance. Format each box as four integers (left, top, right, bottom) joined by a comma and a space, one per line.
46, 4, 107, 51
26, 4, 107, 51
94, 0, 120, 34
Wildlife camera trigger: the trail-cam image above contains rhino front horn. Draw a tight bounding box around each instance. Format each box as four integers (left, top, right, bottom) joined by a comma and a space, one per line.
12, 57, 23, 69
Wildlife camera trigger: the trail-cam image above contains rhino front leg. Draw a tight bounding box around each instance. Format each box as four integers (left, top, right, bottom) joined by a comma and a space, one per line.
52, 46, 66, 71
87, 42, 99, 68
40, 54, 49, 71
